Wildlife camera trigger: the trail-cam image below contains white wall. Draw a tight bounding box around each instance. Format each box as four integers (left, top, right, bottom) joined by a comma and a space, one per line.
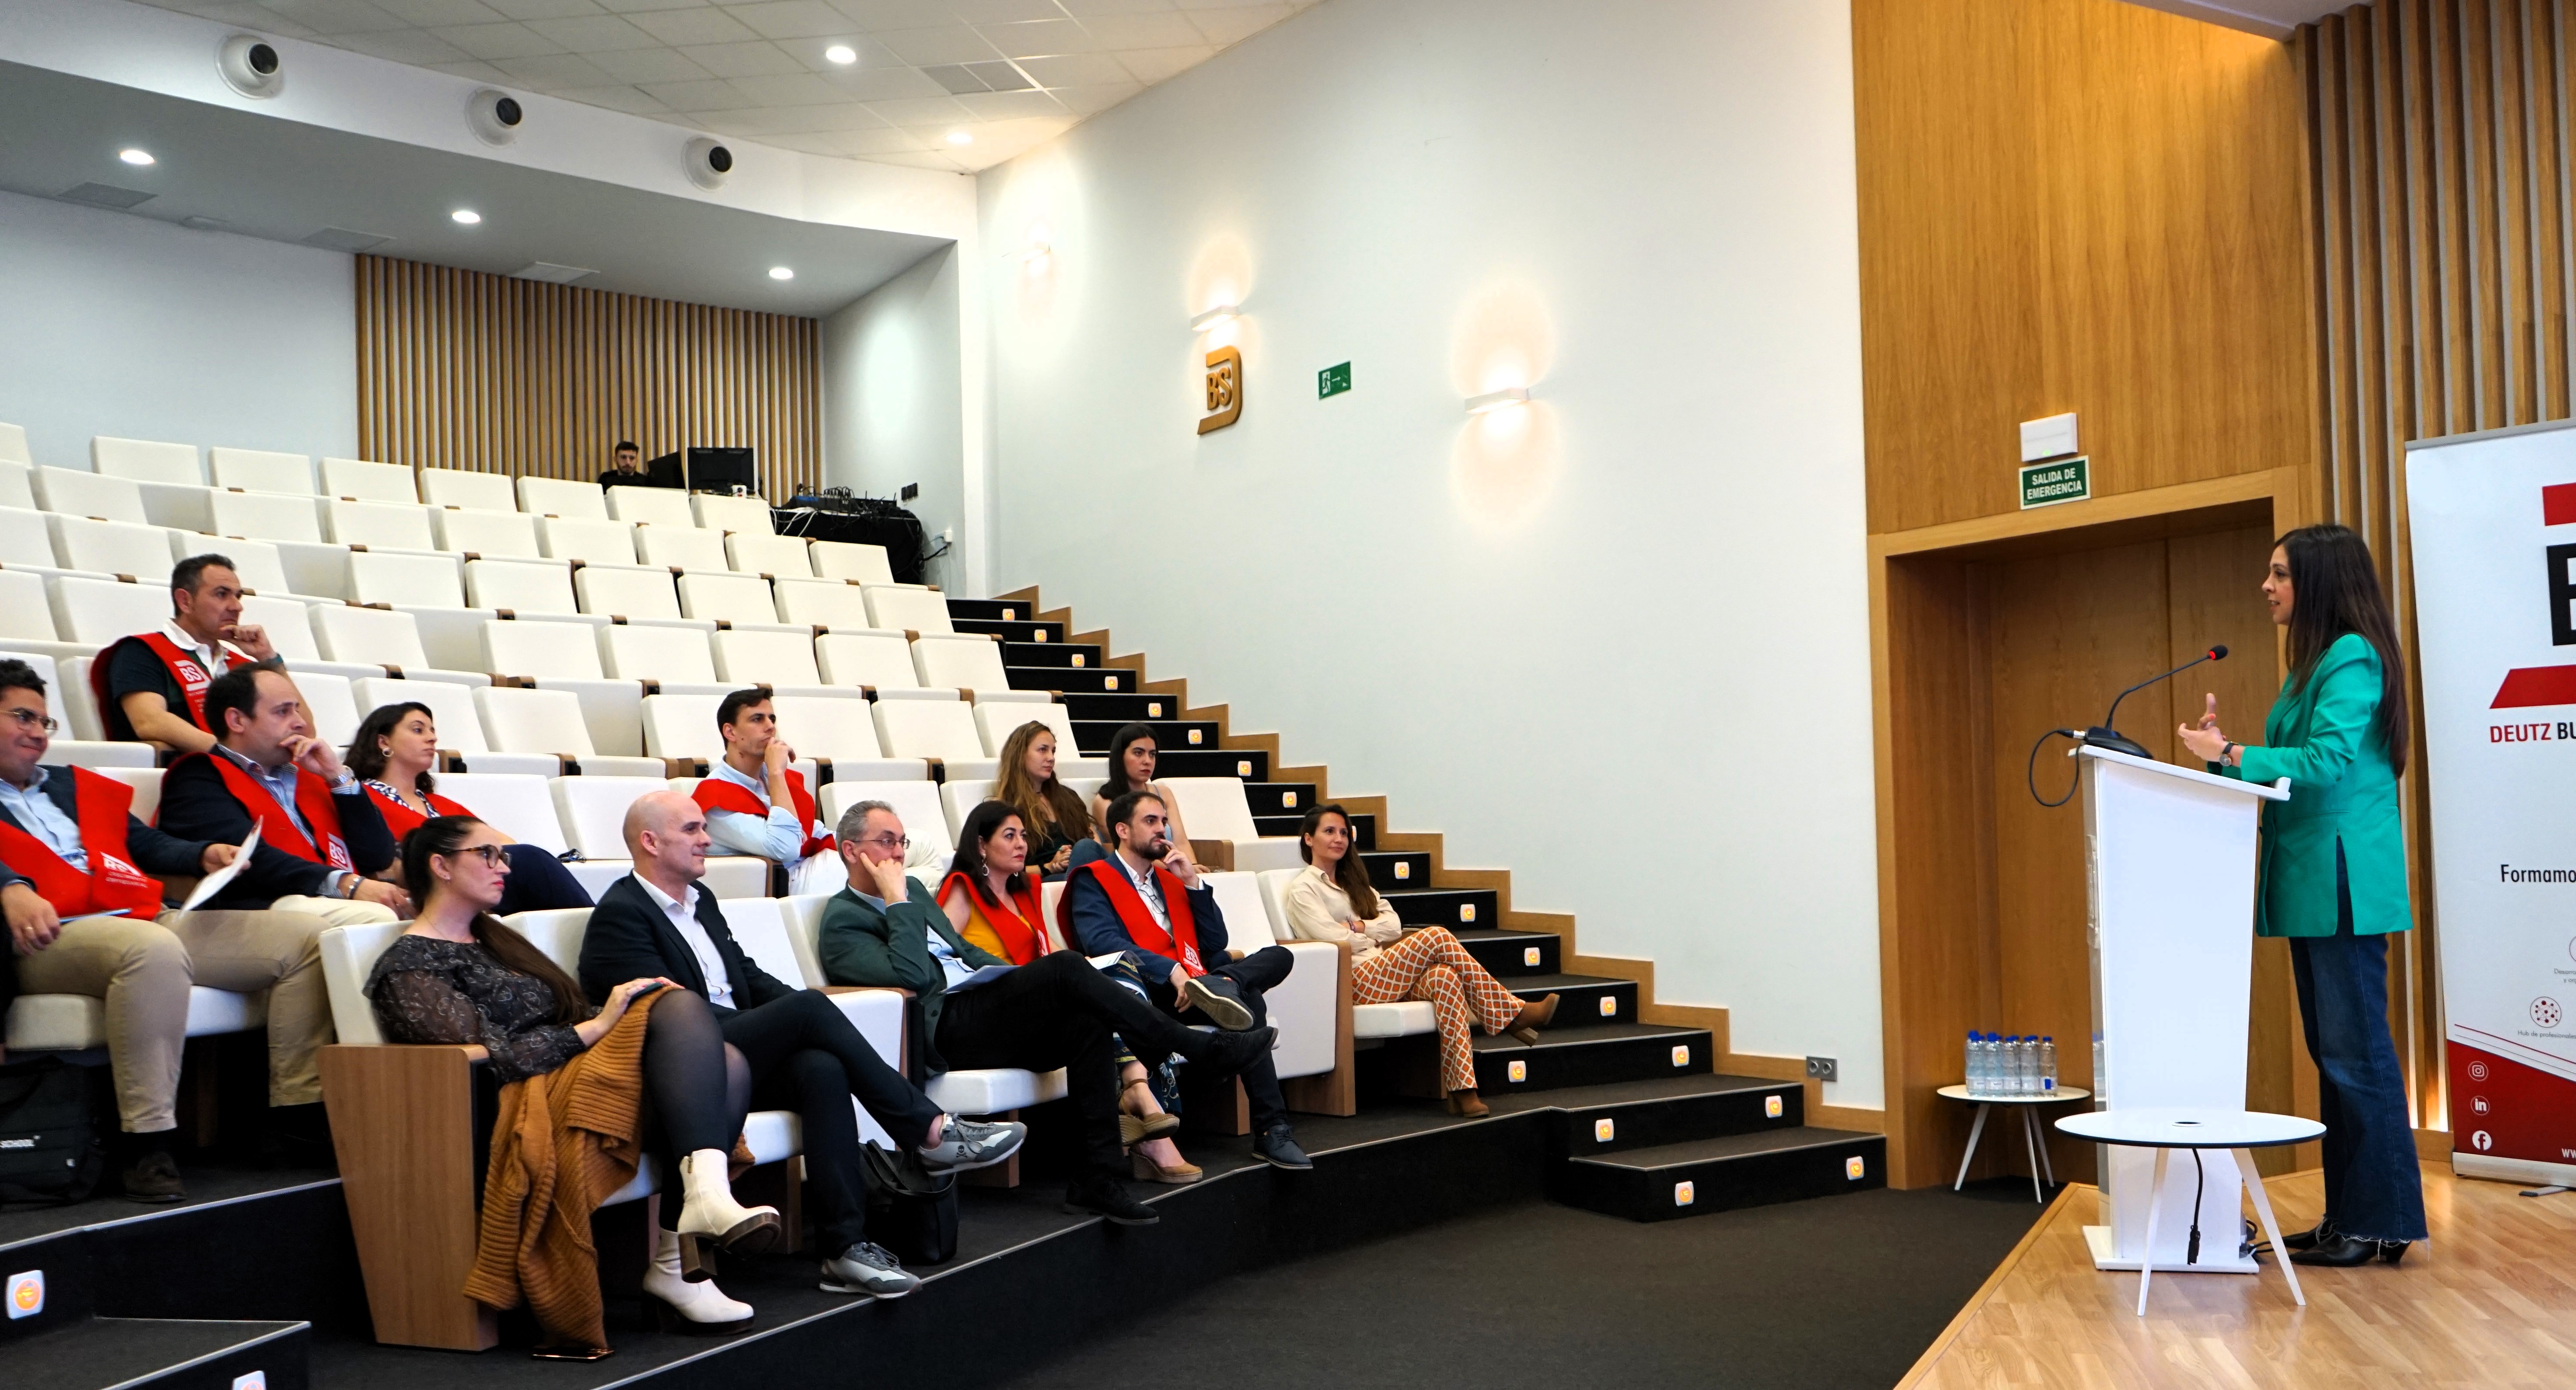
979, 0, 1885, 1104
822, 245, 965, 590
0, 189, 356, 469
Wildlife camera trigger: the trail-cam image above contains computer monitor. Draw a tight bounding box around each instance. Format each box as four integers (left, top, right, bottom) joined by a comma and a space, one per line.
687, 446, 757, 495
639, 450, 686, 489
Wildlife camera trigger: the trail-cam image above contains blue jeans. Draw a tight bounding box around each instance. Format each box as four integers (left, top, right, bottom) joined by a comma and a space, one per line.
2286, 847, 2427, 1242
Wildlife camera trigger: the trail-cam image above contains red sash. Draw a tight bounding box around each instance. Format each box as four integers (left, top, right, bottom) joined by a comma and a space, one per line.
178, 752, 354, 871
940, 868, 1055, 964
691, 769, 832, 859
0, 769, 165, 916
1063, 857, 1204, 978
93, 634, 236, 732
364, 783, 471, 843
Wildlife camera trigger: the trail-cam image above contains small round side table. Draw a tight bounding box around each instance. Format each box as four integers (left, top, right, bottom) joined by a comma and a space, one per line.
2055, 1106, 2326, 1316
1937, 1084, 2090, 1203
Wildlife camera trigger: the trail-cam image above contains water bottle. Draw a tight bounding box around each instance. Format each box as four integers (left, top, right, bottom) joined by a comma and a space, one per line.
2040, 1036, 2059, 1094
2009, 1036, 2031, 1095
1970, 1033, 1991, 1096
2092, 1031, 2106, 1103
1982, 1033, 2002, 1097
2020, 1036, 2040, 1095
1964, 1031, 1978, 1095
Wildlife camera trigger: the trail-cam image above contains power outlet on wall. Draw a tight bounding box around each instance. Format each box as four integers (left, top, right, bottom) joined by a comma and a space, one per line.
1805, 1055, 1838, 1084
900, 482, 918, 501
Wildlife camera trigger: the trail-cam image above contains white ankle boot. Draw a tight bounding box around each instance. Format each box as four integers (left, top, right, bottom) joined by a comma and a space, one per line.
645, 1228, 753, 1333
674, 1148, 781, 1276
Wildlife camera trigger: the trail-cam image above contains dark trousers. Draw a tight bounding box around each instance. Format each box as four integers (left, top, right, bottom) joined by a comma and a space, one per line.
1147, 945, 1293, 1134
2287, 848, 2428, 1243
496, 844, 593, 916
718, 989, 945, 1257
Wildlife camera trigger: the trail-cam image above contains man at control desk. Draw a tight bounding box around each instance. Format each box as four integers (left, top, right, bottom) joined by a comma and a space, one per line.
599, 439, 646, 490
95, 554, 275, 753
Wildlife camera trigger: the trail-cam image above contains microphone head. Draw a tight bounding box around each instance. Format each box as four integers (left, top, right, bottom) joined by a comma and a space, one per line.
2207, 644, 2229, 661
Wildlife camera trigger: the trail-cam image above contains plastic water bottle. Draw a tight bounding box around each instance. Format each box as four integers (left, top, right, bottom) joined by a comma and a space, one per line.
2009, 1036, 2031, 1095
1981, 1033, 2002, 1097
1969, 1033, 1991, 1096
2039, 1036, 2059, 1094
1964, 1031, 1978, 1095
2092, 1031, 2106, 1103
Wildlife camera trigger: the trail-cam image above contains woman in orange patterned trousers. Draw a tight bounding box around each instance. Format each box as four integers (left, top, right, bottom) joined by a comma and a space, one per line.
1280, 804, 1556, 1117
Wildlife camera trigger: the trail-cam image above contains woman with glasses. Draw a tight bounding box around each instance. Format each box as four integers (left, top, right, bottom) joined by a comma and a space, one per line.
346, 702, 591, 915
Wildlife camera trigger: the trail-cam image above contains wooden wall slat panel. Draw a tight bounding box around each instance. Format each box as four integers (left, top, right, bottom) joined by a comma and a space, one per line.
352, 254, 823, 502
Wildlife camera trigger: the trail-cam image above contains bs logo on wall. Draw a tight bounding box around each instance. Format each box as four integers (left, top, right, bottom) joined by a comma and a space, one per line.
1199, 346, 1242, 434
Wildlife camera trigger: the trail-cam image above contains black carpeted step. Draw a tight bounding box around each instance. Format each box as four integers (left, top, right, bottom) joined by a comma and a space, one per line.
1470, 1023, 1712, 1093
951, 618, 1066, 644
945, 597, 1028, 622
1360, 849, 1431, 889
1503, 972, 1638, 1026
1384, 886, 1499, 931
1257, 810, 1373, 848
1244, 782, 1314, 818
1454, 927, 1556, 976
1059, 691, 1182, 723
1071, 718, 1220, 757
1007, 664, 1133, 694
1002, 640, 1103, 669
1560, 1126, 1887, 1222
1149, 748, 1267, 780
3, 1317, 309, 1390
1545, 1072, 1803, 1155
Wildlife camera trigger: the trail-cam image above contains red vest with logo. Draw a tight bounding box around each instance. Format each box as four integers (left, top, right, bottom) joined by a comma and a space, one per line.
0, 768, 166, 916
691, 769, 832, 859
174, 752, 354, 871
93, 633, 237, 732
364, 783, 471, 843
1061, 856, 1205, 978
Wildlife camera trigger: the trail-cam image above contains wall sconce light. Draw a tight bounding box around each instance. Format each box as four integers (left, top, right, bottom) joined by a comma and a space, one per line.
1465, 387, 1530, 415
1190, 304, 1240, 333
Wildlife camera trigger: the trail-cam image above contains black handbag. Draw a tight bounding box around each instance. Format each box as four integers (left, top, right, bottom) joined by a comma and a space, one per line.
0, 1057, 106, 1205
859, 1139, 958, 1265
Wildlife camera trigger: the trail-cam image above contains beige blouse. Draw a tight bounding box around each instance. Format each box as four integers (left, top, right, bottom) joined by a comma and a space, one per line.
1282, 864, 1403, 958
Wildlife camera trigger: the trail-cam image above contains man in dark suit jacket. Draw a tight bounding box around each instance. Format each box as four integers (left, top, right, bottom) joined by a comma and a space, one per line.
577, 790, 1024, 1299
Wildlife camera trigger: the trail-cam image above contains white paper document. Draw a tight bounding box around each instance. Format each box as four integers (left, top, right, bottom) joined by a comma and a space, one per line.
177, 821, 260, 913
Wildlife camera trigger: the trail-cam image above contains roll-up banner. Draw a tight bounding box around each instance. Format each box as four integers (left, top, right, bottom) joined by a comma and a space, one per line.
2407, 421, 2576, 1185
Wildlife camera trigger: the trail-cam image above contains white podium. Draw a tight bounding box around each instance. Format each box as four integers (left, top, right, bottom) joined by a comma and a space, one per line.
2077, 746, 2290, 1274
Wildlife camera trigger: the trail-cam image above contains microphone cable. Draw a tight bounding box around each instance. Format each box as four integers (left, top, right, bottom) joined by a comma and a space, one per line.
2026, 727, 2084, 807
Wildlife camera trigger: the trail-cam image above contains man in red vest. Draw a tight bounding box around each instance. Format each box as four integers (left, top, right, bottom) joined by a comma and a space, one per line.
155, 662, 405, 923
0, 658, 336, 1203
95, 553, 276, 753
693, 689, 841, 896
1064, 789, 1311, 1171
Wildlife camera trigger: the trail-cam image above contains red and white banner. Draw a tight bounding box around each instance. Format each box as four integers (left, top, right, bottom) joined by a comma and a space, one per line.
2407, 422, 2576, 1185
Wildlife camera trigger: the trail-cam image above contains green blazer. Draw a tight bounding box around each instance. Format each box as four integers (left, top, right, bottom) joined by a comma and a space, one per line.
815, 877, 1006, 1068
2216, 632, 2413, 937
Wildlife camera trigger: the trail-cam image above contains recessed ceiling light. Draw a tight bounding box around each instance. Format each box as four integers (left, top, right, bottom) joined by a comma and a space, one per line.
947, 130, 973, 146
118, 148, 155, 166
769, 266, 794, 281
451, 209, 481, 225
824, 44, 857, 65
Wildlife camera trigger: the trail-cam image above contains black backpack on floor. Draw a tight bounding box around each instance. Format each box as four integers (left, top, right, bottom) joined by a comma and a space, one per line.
0, 1057, 106, 1205
859, 1140, 958, 1265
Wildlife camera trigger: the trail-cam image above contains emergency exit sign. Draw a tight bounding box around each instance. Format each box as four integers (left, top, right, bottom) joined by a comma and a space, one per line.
2019, 455, 2089, 509
1317, 362, 1351, 398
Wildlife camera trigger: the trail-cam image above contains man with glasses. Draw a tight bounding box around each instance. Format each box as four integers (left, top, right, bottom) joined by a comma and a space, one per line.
0, 658, 337, 1201
692, 690, 840, 895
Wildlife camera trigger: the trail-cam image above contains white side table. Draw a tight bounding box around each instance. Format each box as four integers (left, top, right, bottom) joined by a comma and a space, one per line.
2056, 1107, 2325, 1315
1937, 1084, 2090, 1203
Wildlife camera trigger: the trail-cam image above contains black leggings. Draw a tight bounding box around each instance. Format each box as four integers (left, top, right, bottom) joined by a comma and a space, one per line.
636, 988, 752, 1229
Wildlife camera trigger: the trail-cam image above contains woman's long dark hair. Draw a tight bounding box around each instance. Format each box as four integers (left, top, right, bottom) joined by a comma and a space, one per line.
1098, 722, 1157, 800
2278, 524, 2411, 773
403, 815, 586, 1023
347, 701, 437, 797
948, 800, 1030, 911
1296, 803, 1380, 921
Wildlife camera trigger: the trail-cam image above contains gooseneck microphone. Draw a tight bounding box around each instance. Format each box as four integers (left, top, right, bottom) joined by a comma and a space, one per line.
2083, 645, 2229, 758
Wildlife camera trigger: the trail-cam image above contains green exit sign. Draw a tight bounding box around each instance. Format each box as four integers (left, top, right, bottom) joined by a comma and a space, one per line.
2019, 455, 2089, 509
1317, 361, 1351, 399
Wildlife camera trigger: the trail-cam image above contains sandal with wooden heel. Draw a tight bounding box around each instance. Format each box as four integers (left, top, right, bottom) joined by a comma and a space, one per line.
1118, 1078, 1181, 1147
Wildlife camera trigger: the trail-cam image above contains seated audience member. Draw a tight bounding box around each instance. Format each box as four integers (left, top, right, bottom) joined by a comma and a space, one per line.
820, 799, 1271, 1222
367, 814, 770, 1344
158, 662, 407, 923
0, 657, 335, 1200
691, 690, 840, 895
1063, 790, 1312, 1170
991, 721, 1092, 879
96, 554, 277, 752
598, 439, 646, 490
1089, 722, 1189, 851
1286, 804, 1556, 1118
344, 702, 591, 915
936, 800, 1199, 1182
577, 791, 1024, 1299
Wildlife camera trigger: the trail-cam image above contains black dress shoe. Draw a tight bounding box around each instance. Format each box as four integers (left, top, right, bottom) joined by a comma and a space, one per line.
120, 1149, 185, 1203
1062, 1175, 1160, 1227
2289, 1232, 2406, 1266
2282, 1219, 2334, 1251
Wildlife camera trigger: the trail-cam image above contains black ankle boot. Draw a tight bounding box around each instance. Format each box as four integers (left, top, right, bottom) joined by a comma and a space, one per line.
2289, 1232, 2402, 1266
2282, 1219, 2334, 1251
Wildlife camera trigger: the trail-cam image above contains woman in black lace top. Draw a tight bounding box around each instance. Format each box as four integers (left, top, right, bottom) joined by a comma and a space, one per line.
365, 815, 776, 1333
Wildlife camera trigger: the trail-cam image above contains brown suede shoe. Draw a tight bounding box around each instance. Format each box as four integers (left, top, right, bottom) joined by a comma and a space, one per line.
120, 1149, 185, 1203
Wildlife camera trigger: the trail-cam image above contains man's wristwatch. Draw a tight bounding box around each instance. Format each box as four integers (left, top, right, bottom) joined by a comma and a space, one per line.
2221, 741, 2240, 766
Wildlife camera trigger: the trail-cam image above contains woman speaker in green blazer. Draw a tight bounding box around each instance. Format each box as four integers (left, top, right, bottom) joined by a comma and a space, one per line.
2177, 524, 2425, 1267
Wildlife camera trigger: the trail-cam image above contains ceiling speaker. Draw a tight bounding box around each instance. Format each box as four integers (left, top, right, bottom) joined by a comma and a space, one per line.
217, 34, 284, 100
685, 137, 733, 190
467, 89, 524, 147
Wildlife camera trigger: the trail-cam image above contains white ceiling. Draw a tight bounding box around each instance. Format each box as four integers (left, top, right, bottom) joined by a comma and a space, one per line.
2117, 0, 2349, 39
127, 0, 1322, 173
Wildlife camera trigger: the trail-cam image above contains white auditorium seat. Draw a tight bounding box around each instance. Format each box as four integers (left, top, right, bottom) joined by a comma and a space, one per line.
862, 584, 954, 636
1161, 776, 1305, 872
475, 686, 659, 774
872, 697, 997, 781
91, 436, 202, 485
289, 669, 362, 746
711, 628, 861, 700
636, 525, 729, 572
605, 487, 696, 528
350, 677, 556, 777
34, 467, 151, 524
91, 766, 162, 821
549, 777, 767, 898
517, 475, 609, 520
725, 532, 811, 578
387, 603, 500, 674
209, 490, 324, 545
810, 540, 896, 586
771, 693, 920, 776
435, 771, 631, 896
40, 739, 155, 769
913, 633, 1046, 703
464, 558, 595, 624
321, 457, 418, 504
818, 780, 957, 879
432, 507, 543, 559
0, 423, 31, 466
168, 533, 297, 597
58, 656, 106, 741
691, 493, 773, 534
419, 468, 516, 512
48, 515, 172, 583
1203, 871, 1340, 1081
0, 508, 87, 581
573, 564, 690, 624
938, 778, 990, 841
771, 578, 875, 631
48, 574, 172, 647
0, 573, 89, 662
8, 982, 265, 1055
539, 516, 637, 566
639, 693, 820, 786
209, 447, 315, 495
0, 462, 33, 511
481, 618, 647, 758
598, 622, 727, 687
240, 594, 382, 685
815, 630, 950, 698
973, 702, 1107, 784
324, 499, 437, 552
313, 606, 489, 687
350, 550, 466, 609
678, 572, 792, 630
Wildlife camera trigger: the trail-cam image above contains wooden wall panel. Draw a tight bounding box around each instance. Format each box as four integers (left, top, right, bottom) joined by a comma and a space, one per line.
354, 256, 822, 503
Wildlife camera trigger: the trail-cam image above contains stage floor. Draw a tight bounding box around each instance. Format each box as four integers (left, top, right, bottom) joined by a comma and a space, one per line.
1898, 1162, 2576, 1387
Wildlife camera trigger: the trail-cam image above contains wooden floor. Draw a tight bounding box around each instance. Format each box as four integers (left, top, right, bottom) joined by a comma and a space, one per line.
1898, 1163, 2576, 1388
